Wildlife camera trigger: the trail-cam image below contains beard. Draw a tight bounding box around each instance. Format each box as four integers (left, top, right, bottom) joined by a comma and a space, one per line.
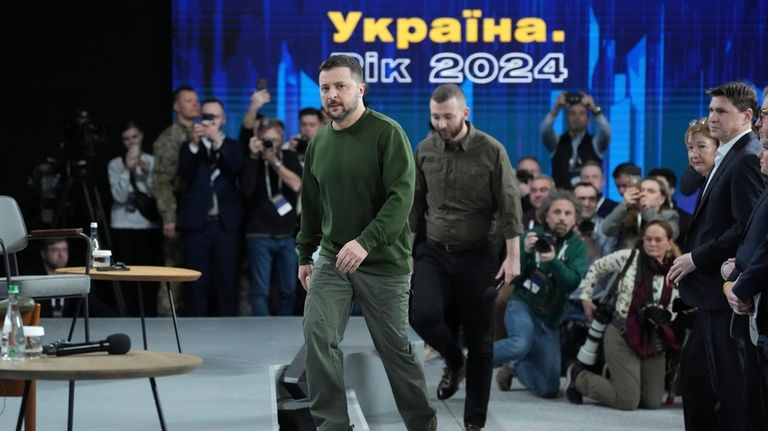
325, 98, 359, 122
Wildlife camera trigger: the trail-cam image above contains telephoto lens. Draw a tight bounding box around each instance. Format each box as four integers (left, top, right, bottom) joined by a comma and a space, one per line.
576, 302, 613, 365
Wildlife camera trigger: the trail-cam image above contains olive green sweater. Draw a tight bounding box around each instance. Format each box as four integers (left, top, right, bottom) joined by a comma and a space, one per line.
296, 109, 415, 275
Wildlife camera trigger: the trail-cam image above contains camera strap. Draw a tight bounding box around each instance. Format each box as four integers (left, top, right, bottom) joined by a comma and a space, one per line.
534, 239, 569, 268
603, 248, 638, 309
264, 160, 283, 200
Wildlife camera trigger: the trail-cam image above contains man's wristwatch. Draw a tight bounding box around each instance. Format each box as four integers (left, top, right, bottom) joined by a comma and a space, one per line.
591, 106, 603, 116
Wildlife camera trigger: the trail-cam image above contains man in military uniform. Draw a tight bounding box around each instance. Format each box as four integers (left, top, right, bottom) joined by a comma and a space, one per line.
152, 85, 200, 315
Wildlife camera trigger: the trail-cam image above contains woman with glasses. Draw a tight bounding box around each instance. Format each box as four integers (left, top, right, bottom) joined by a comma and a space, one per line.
564, 220, 680, 410
602, 177, 679, 250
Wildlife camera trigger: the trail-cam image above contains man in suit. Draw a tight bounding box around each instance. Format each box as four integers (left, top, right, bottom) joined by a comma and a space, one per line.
725, 86, 768, 394
177, 98, 244, 316
669, 81, 765, 431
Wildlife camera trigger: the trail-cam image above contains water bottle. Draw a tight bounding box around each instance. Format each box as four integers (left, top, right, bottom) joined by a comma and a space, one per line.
89, 221, 100, 268
2, 283, 26, 361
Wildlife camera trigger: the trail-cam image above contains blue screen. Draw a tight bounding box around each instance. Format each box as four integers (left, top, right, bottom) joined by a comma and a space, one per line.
172, 0, 767, 205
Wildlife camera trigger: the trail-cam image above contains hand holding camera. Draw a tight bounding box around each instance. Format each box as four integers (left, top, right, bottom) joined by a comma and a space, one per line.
622, 185, 641, 208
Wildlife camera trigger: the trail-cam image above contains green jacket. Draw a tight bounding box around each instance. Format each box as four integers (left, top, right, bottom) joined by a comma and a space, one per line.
512, 226, 588, 327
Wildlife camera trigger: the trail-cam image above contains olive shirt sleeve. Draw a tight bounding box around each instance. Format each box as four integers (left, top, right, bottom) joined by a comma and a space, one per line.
296, 145, 323, 265
493, 145, 523, 239
152, 131, 180, 224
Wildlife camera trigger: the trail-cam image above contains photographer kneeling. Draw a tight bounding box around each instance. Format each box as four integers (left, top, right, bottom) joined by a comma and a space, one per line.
565, 220, 680, 410
494, 190, 588, 398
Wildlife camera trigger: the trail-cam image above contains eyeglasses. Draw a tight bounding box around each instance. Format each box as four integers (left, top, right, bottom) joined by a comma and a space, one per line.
688, 117, 707, 127
756, 108, 768, 123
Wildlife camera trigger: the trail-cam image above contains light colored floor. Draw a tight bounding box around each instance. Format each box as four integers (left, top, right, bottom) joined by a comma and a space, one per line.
0, 317, 684, 430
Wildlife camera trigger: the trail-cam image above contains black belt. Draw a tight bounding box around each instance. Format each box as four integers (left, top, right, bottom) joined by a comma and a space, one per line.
426, 239, 489, 253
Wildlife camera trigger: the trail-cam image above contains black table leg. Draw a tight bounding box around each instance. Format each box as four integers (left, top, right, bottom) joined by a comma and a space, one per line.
137, 281, 148, 349
68, 380, 75, 431
15, 380, 30, 431
166, 282, 182, 353
149, 377, 167, 431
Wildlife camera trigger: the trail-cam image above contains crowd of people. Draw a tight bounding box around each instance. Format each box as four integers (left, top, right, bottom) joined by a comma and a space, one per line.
23, 54, 767, 431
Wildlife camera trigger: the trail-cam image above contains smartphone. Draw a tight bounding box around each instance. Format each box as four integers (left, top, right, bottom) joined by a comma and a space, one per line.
257, 78, 268, 91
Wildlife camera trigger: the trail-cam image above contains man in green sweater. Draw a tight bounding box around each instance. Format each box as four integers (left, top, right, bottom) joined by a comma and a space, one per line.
296, 55, 436, 431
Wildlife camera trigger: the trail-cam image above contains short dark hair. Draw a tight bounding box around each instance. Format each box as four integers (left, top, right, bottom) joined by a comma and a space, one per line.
41, 238, 67, 249
319, 55, 364, 83
172, 86, 195, 105
580, 160, 604, 173
706, 81, 758, 115
573, 182, 599, 196
299, 107, 323, 122
431, 84, 466, 105
517, 156, 541, 168
612, 162, 641, 178
647, 167, 677, 189
121, 120, 142, 134
201, 98, 224, 110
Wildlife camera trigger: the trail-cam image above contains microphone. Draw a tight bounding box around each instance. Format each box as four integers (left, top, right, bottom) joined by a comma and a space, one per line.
43, 333, 131, 357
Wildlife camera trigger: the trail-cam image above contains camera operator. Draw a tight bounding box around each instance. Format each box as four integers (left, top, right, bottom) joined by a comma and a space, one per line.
516, 156, 541, 214
522, 175, 554, 229
241, 118, 302, 316
493, 190, 588, 398
286, 107, 323, 159
176, 99, 243, 316
541, 91, 611, 189
579, 161, 618, 218
564, 220, 680, 410
603, 177, 679, 250
238, 87, 271, 143
573, 182, 617, 261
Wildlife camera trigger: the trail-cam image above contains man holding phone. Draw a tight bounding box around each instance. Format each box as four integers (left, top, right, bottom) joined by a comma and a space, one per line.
176, 98, 243, 316
239, 79, 271, 144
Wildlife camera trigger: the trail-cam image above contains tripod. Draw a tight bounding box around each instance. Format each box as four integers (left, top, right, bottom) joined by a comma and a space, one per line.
52, 159, 128, 316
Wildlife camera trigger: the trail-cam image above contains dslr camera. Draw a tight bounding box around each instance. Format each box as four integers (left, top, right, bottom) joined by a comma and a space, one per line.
516, 169, 535, 185
577, 301, 614, 366
262, 139, 274, 150
637, 303, 672, 327
295, 136, 310, 154
534, 232, 557, 253
564, 91, 585, 105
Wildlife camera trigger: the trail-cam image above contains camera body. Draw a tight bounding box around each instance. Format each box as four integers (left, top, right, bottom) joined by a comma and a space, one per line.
295, 136, 310, 154
534, 232, 557, 253
578, 219, 596, 236
565, 91, 585, 105
516, 169, 535, 184
262, 139, 274, 150
637, 303, 672, 327
201, 113, 215, 126
577, 301, 614, 365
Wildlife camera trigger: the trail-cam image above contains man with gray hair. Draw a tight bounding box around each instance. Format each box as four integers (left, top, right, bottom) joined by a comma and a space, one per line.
410, 83, 522, 431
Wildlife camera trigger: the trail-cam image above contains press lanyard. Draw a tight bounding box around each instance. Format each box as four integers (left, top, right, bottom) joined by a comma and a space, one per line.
535, 239, 569, 267
264, 161, 282, 200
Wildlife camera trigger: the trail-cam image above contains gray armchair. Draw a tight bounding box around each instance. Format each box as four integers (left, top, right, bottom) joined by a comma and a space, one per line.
0, 195, 91, 341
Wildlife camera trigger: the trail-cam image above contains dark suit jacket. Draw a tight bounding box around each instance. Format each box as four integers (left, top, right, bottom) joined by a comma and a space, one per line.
176, 137, 244, 231
680, 131, 765, 310
731, 188, 768, 301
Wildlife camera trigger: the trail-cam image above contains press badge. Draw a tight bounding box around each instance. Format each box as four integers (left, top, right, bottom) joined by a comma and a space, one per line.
272, 194, 292, 216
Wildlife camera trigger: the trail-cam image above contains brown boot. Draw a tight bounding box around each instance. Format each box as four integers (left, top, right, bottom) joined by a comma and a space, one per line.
425, 415, 437, 431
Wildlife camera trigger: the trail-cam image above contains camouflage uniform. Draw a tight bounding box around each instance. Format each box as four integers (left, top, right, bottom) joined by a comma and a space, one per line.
152, 121, 193, 316
152, 121, 194, 224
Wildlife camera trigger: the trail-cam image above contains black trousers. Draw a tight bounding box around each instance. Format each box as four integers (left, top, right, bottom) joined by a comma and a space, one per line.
680, 309, 749, 431
410, 241, 497, 427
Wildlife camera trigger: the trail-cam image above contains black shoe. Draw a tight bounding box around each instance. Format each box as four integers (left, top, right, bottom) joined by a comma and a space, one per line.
496, 363, 514, 391
564, 363, 584, 404
437, 360, 466, 400
465, 424, 482, 431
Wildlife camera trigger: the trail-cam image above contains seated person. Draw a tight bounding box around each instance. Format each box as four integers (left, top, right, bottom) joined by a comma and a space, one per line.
602, 177, 679, 250
34, 239, 70, 317
565, 220, 680, 410
493, 190, 588, 397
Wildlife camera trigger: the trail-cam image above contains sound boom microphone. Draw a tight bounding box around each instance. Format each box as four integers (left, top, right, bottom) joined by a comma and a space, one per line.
43, 333, 131, 357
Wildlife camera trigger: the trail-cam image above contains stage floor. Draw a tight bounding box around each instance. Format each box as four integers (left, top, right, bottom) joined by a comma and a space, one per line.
0, 317, 683, 430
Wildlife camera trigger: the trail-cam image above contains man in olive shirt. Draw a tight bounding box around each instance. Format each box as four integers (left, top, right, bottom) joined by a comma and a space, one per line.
410, 84, 523, 431
296, 55, 436, 431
